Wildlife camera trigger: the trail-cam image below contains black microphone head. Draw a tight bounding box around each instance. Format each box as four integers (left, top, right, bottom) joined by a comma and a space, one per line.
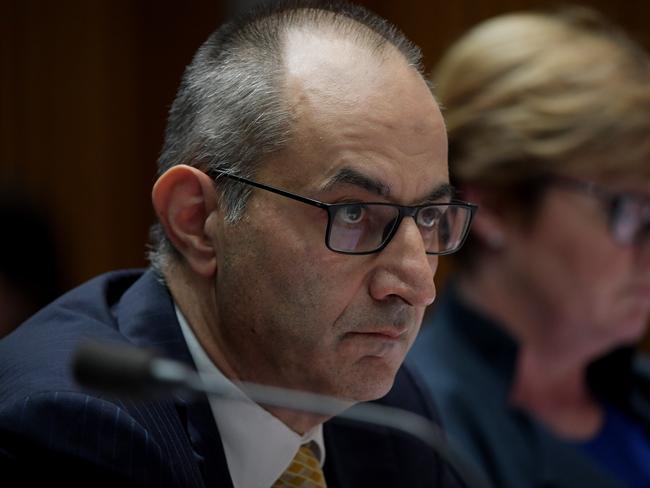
72, 340, 162, 398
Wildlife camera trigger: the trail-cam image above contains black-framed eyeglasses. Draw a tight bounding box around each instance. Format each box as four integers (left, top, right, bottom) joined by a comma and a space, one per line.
549, 175, 650, 246
210, 170, 477, 255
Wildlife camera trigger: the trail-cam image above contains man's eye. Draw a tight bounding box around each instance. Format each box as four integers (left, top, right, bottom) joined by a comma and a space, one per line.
418, 206, 442, 228
339, 205, 366, 224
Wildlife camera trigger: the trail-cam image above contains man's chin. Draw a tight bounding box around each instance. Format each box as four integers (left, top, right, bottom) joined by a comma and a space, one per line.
340, 359, 401, 402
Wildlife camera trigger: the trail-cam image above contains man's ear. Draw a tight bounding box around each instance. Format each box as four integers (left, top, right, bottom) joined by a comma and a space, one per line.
461, 185, 507, 250
152, 165, 219, 277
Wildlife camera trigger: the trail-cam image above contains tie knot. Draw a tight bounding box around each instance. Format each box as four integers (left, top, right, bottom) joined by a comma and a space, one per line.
272, 443, 327, 488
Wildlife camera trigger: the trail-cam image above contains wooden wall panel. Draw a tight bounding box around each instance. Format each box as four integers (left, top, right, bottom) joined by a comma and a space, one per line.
1, 1, 225, 287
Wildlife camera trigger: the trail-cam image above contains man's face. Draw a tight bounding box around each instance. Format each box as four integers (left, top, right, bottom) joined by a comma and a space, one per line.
210, 33, 448, 401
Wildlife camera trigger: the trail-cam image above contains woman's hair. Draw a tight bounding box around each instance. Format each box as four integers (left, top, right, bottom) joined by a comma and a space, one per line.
434, 7, 650, 191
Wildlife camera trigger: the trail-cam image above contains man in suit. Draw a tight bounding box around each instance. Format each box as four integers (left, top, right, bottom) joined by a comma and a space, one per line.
0, 2, 475, 486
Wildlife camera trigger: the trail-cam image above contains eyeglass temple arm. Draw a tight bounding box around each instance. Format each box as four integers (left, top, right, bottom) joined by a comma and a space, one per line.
212, 170, 478, 213
211, 170, 330, 210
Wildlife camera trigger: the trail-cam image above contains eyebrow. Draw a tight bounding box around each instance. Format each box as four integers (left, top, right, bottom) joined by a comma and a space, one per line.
320, 166, 455, 203
321, 167, 391, 198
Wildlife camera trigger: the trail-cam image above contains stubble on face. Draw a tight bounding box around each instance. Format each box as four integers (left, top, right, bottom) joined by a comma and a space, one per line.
208, 29, 446, 404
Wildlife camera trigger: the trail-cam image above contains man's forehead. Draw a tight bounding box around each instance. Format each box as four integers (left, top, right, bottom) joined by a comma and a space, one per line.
283, 27, 412, 104
272, 25, 448, 205
279, 22, 439, 130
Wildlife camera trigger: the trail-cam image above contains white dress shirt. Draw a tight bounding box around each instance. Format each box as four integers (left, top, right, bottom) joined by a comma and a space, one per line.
175, 306, 325, 488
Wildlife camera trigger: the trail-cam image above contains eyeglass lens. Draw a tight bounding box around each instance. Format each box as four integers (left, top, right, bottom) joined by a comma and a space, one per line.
610, 196, 650, 245
327, 203, 471, 254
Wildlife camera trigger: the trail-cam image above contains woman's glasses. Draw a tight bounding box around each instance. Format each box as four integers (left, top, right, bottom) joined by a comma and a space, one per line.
549, 175, 650, 246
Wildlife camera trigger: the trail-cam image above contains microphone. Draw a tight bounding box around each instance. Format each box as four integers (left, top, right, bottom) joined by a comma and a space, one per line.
72, 340, 201, 398
72, 340, 492, 488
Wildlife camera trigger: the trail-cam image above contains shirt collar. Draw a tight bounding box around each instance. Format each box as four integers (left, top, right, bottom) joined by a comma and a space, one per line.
175, 305, 325, 488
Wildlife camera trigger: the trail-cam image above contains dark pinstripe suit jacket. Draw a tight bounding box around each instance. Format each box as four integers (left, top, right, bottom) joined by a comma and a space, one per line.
0, 269, 464, 487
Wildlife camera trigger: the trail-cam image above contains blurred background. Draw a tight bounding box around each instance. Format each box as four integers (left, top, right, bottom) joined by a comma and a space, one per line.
1, 0, 648, 318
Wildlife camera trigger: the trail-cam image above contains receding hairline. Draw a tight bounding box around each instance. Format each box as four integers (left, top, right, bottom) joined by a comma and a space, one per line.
235, 4, 423, 71
281, 24, 425, 114
254, 5, 425, 106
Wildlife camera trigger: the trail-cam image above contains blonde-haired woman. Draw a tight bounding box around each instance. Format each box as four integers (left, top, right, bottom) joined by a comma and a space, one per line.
409, 8, 650, 488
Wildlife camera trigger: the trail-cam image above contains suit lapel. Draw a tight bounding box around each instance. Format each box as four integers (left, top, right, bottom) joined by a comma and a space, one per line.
116, 270, 234, 488
323, 419, 399, 488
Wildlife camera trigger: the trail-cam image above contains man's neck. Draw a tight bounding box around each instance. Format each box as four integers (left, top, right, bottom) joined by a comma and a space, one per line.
164, 264, 334, 434
165, 264, 239, 380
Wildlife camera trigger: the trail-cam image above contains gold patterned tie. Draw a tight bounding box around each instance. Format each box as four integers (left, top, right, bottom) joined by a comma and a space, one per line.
272, 443, 327, 488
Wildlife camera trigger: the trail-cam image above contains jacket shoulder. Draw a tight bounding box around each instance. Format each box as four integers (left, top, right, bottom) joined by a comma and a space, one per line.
0, 270, 147, 413
0, 390, 203, 487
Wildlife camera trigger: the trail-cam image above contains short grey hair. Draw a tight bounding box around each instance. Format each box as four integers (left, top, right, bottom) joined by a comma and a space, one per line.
148, 0, 423, 273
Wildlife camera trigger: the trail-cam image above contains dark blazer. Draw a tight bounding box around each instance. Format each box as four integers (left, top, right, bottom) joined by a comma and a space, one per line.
0, 269, 464, 487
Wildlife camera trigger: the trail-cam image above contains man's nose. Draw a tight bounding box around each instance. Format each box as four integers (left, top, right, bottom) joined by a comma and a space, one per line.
369, 218, 437, 307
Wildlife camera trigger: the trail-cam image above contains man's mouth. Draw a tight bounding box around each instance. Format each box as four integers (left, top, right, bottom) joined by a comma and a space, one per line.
346, 326, 408, 340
